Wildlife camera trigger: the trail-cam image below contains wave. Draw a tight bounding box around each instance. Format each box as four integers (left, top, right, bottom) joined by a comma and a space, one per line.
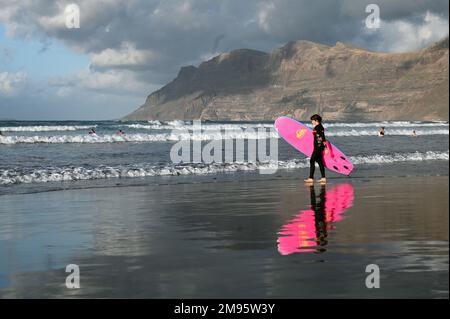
124, 121, 448, 130
125, 124, 172, 130
0, 131, 278, 144
127, 122, 449, 132
1, 121, 446, 134
325, 129, 448, 136
1, 151, 447, 185
1, 128, 448, 144
324, 121, 449, 128
147, 120, 162, 125
166, 120, 187, 126
350, 150, 449, 164
125, 123, 274, 131
0, 125, 96, 132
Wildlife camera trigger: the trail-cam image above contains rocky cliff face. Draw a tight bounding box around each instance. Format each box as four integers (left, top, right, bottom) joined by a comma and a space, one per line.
124, 37, 449, 121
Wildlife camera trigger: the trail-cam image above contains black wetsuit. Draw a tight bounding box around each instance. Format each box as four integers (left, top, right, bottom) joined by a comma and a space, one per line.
309, 124, 326, 179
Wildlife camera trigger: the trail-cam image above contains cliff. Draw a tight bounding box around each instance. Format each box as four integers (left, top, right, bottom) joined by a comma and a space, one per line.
124, 37, 449, 121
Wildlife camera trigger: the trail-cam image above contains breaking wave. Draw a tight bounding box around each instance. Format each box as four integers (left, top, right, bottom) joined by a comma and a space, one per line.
1, 127, 448, 144
126, 121, 449, 131
324, 121, 448, 128
0, 125, 96, 132
125, 123, 274, 131
0, 131, 277, 144
325, 129, 448, 136
1, 151, 447, 185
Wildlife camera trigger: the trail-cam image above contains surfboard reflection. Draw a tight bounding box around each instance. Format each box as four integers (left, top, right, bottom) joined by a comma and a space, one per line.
277, 183, 355, 255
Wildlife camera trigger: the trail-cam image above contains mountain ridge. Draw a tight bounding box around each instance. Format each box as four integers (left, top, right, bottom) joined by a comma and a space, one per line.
124, 37, 449, 121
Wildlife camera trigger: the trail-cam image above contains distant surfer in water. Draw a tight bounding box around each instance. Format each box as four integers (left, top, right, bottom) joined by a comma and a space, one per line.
378, 127, 385, 137
116, 129, 125, 135
88, 128, 97, 136
304, 114, 328, 184
412, 130, 417, 137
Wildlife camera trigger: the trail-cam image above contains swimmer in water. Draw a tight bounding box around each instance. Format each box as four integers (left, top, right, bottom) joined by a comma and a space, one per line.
378, 127, 385, 137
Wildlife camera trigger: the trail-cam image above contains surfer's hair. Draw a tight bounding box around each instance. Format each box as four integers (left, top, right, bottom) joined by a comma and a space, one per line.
310, 114, 322, 123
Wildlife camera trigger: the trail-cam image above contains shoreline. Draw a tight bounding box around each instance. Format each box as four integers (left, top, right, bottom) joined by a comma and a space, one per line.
0, 159, 448, 197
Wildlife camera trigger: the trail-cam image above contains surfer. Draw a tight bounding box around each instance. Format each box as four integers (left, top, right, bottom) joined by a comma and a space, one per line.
378, 127, 385, 137
88, 128, 97, 136
116, 129, 125, 135
412, 130, 417, 137
304, 114, 328, 184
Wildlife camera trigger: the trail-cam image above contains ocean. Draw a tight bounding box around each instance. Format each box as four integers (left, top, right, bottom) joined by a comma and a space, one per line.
0, 120, 448, 194
0, 120, 448, 298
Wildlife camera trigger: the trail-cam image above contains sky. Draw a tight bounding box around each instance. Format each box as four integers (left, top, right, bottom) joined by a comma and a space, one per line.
0, 0, 448, 120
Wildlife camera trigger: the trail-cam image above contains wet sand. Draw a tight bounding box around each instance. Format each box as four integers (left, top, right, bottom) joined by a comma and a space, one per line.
0, 175, 448, 298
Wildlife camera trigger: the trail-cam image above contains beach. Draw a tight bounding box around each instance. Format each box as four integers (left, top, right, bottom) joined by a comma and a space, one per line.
0, 173, 448, 298
0, 120, 448, 298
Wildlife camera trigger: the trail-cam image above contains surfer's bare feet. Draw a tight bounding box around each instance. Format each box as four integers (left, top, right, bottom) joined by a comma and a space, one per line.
304, 178, 314, 183
318, 178, 327, 184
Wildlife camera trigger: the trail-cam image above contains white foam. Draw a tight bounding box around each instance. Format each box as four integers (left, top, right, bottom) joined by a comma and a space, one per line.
126, 121, 449, 131
1, 151, 447, 185
350, 150, 449, 164
324, 122, 449, 128
2, 126, 448, 144
125, 123, 169, 130
326, 129, 449, 136
125, 122, 448, 139
0, 131, 278, 144
166, 120, 186, 127
0, 125, 96, 132
125, 123, 274, 131
2, 122, 446, 134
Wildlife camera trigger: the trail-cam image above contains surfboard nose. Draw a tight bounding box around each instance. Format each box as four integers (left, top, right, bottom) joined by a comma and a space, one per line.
274, 116, 290, 128
274, 117, 284, 130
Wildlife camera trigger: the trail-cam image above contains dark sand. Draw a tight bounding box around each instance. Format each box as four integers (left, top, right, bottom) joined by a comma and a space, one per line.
0, 175, 448, 298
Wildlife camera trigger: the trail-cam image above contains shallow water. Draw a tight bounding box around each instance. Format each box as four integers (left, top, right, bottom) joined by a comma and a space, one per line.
0, 120, 448, 193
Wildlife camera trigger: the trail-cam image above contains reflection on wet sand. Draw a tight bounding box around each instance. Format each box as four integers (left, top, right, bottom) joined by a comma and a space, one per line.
278, 183, 355, 255
0, 176, 447, 298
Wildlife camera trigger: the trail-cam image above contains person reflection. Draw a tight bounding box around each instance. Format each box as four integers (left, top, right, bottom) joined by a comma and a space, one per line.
311, 185, 328, 253
278, 183, 354, 255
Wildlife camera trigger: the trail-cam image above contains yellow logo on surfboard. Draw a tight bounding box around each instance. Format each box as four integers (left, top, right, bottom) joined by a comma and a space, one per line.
296, 128, 307, 139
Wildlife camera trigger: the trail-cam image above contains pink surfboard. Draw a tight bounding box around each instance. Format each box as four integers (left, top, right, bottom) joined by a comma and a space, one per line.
274, 116, 353, 175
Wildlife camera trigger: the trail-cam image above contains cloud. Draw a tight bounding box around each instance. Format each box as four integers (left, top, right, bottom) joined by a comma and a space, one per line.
2, 1, 449, 45
49, 68, 151, 96
340, 0, 449, 21
1, 1, 448, 68
258, 1, 276, 33
90, 42, 160, 70
0, 0, 448, 119
367, 11, 450, 52
0, 71, 27, 96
